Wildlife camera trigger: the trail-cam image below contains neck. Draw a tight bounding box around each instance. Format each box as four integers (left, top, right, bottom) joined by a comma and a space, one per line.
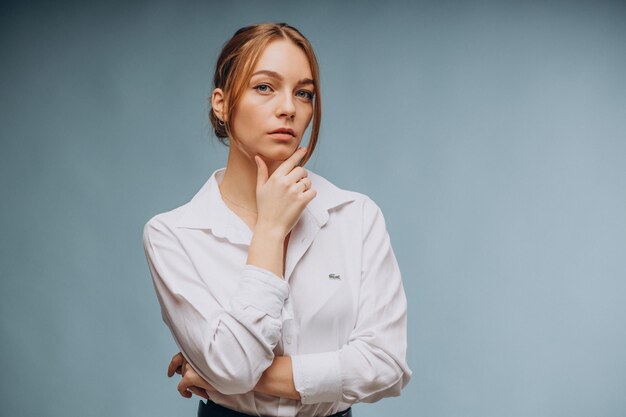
219, 144, 282, 211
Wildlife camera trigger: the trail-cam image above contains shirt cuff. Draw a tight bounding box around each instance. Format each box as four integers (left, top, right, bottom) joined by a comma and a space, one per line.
233, 264, 289, 318
291, 351, 342, 404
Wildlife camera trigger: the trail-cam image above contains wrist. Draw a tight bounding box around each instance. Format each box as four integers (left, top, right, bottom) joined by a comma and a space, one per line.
253, 221, 287, 241
254, 356, 301, 400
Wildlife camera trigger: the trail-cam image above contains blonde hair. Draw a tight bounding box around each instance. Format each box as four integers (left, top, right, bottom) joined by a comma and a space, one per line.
209, 22, 321, 166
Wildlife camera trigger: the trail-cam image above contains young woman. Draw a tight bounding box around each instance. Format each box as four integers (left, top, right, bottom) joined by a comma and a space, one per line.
142, 22, 411, 417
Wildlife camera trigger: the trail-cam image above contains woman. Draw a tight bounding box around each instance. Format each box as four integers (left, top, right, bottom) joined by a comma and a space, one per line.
142, 22, 411, 417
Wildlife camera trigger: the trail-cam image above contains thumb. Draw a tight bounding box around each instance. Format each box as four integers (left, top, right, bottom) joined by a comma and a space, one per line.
255, 155, 268, 188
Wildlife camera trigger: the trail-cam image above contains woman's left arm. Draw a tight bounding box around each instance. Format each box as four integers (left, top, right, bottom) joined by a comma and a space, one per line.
289, 197, 412, 405
170, 353, 299, 400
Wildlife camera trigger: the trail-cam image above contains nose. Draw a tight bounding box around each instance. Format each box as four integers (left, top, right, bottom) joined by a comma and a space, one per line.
276, 91, 296, 120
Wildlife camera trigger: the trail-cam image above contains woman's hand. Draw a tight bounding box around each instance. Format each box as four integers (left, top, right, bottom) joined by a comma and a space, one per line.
255, 147, 317, 238
168, 352, 216, 400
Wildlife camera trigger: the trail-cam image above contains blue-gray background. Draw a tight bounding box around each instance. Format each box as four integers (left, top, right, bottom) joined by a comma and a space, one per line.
1, 1, 625, 416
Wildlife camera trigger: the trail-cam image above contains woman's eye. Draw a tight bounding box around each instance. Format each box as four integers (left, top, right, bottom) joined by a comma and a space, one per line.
254, 84, 272, 93
297, 90, 315, 101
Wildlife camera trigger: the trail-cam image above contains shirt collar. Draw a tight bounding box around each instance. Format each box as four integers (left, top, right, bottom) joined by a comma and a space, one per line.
174, 167, 356, 240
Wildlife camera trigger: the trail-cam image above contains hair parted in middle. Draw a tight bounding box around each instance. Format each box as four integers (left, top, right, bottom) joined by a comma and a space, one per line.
208, 22, 321, 167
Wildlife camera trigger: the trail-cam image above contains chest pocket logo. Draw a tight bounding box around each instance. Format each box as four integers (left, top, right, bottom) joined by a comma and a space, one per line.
328, 273, 341, 280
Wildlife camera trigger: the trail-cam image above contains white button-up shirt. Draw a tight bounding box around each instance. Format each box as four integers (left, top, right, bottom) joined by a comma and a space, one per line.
142, 167, 411, 416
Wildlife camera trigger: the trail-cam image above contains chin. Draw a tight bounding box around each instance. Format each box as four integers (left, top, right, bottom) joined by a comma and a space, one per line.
262, 144, 299, 161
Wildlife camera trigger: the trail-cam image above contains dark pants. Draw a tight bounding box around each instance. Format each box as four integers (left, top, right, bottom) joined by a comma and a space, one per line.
197, 399, 352, 417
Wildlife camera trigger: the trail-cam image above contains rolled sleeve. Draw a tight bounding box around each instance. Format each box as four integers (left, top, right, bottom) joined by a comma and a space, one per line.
232, 264, 289, 319
291, 351, 342, 404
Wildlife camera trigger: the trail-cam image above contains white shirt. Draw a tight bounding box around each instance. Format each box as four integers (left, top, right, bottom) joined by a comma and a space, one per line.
142, 167, 411, 417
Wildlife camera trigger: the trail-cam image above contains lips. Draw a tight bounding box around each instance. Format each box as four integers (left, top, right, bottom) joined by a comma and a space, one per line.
269, 128, 295, 137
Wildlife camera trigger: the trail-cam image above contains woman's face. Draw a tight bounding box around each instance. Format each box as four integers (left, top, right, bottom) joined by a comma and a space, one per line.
229, 39, 315, 162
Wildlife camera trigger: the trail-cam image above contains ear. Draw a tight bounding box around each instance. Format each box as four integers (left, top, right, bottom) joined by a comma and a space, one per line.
211, 88, 227, 122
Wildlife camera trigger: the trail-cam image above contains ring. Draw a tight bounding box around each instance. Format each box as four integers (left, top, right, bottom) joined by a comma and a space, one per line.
298, 178, 309, 191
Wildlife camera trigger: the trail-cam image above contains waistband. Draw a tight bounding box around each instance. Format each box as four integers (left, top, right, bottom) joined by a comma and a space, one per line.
197, 398, 352, 417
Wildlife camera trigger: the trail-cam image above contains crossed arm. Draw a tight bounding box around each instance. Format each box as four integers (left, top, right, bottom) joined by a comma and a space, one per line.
146, 197, 411, 405
169, 352, 301, 400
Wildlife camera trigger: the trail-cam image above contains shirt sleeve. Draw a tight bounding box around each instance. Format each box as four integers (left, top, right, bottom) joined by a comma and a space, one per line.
291, 197, 412, 404
142, 218, 289, 395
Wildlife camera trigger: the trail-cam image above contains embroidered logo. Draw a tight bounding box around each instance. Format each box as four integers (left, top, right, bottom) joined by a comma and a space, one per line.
328, 273, 341, 280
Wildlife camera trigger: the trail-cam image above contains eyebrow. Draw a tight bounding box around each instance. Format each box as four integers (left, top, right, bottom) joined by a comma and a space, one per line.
251, 70, 315, 86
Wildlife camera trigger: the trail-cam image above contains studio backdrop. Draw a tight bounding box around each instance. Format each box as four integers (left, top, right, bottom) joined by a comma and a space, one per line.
1, 1, 625, 416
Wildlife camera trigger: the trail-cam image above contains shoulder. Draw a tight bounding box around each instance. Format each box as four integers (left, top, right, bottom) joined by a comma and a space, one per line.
142, 201, 190, 246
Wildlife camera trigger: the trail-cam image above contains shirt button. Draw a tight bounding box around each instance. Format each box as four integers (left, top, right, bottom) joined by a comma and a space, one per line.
285, 336, 292, 344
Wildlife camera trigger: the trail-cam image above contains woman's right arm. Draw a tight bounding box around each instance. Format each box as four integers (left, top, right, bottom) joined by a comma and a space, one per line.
143, 148, 315, 395
143, 221, 288, 395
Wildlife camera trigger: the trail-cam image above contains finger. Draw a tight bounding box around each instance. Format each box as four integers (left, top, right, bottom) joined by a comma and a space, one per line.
294, 179, 307, 193
189, 386, 209, 400
273, 147, 307, 177
300, 187, 317, 202
168, 352, 185, 377
296, 177, 311, 191
168, 353, 184, 377
182, 363, 217, 393
184, 366, 207, 388
285, 166, 307, 183
255, 155, 269, 188
177, 379, 192, 399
